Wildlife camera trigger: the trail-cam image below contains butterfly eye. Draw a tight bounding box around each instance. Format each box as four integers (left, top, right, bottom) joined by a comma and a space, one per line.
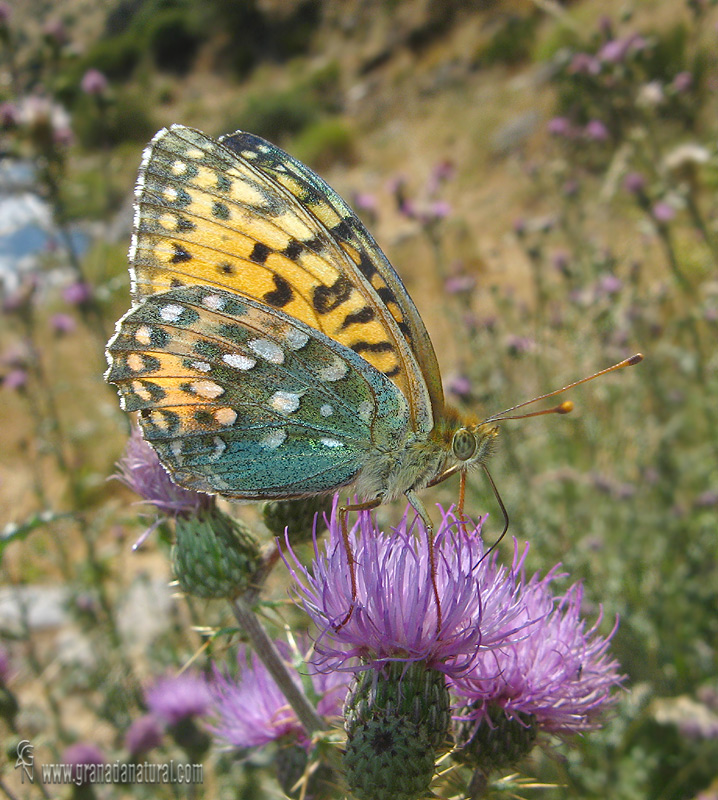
452, 428, 476, 462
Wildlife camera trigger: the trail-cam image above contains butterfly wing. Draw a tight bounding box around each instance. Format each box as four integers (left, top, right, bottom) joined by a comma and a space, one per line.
106, 284, 410, 498
130, 125, 442, 435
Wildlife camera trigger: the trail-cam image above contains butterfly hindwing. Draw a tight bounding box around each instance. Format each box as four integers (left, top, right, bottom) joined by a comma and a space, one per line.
106, 285, 411, 497
130, 125, 438, 434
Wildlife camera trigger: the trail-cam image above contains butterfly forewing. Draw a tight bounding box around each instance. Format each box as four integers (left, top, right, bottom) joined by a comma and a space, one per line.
107, 285, 411, 497
130, 125, 436, 435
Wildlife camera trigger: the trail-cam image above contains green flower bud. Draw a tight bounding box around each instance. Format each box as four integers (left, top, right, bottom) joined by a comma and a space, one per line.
452, 702, 538, 772
344, 714, 435, 800
173, 509, 260, 599
343, 662, 451, 800
263, 496, 333, 543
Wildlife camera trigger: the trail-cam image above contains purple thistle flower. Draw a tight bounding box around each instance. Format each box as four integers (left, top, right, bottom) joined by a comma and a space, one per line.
115, 426, 212, 526
145, 672, 212, 726
43, 18, 68, 45
671, 71, 693, 94
447, 373, 472, 399
451, 580, 623, 733
283, 502, 527, 676
3, 369, 27, 391
547, 117, 574, 137
352, 191, 377, 212
0, 101, 17, 128
652, 202, 676, 223
124, 715, 163, 756
623, 171, 647, 195
0, 3, 10, 24
208, 644, 350, 750
426, 159, 455, 196
444, 274, 476, 294
50, 312, 76, 334
584, 119, 609, 142
568, 53, 601, 76
61, 743, 105, 785
81, 68, 108, 96
62, 281, 92, 306
594, 273, 623, 297
0, 646, 11, 684
505, 335, 536, 356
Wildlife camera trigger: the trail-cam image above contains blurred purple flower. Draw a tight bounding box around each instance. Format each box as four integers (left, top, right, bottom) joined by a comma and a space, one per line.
17, 95, 72, 145
623, 171, 647, 195
695, 491, 718, 508
547, 117, 574, 137
585, 119, 609, 142
81, 68, 108, 96
513, 217, 526, 236
447, 374, 472, 399
62, 281, 92, 305
42, 18, 68, 45
114, 426, 212, 528
569, 53, 601, 75
426, 159, 455, 195
562, 179, 579, 197
672, 71, 693, 94
551, 250, 570, 274
506, 335, 535, 355
0, 101, 17, 127
61, 743, 105, 785
451, 581, 623, 733
50, 312, 76, 335
444, 274, 476, 294
599, 34, 646, 64
284, 502, 527, 676
595, 273, 623, 297
0, 646, 11, 684
145, 672, 212, 726
352, 192, 376, 212
421, 200, 451, 223
125, 715, 163, 756
3, 369, 27, 391
652, 202, 676, 223
0, 3, 10, 23
208, 644, 350, 750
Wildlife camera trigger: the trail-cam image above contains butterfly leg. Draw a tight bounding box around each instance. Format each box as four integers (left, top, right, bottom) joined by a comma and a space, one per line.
337, 497, 382, 629
405, 490, 442, 631
457, 469, 468, 528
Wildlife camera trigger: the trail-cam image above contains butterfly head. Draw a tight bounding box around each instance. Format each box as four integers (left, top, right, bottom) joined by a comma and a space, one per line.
450, 421, 498, 469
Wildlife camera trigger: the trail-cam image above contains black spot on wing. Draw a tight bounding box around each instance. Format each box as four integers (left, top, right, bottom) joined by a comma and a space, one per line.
250, 242, 271, 264
313, 276, 352, 314
219, 262, 234, 274
212, 201, 230, 220
282, 240, 303, 260
263, 273, 293, 308
350, 341, 394, 354
170, 243, 193, 263
340, 306, 375, 330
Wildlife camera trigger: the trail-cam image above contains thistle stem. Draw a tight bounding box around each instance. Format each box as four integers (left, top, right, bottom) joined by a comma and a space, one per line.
230, 597, 325, 735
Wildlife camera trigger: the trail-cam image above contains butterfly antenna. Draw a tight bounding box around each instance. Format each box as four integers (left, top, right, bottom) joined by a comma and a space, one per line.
478, 463, 509, 563
485, 353, 644, 422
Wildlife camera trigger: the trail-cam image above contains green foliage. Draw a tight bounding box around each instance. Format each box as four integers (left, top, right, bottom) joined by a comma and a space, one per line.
292, 118, 356, 170
474, 12, 541, 68
72, 90, 155, 151
145, 7, 204, 74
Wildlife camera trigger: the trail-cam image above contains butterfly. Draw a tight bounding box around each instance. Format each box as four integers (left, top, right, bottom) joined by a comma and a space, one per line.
106, 125, 641, 608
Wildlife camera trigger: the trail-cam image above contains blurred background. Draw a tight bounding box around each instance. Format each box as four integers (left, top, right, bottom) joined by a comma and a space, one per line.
1, 0, 717, 798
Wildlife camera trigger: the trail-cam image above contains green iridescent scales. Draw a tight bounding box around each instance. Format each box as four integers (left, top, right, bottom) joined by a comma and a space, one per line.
108, 284, 409, 497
